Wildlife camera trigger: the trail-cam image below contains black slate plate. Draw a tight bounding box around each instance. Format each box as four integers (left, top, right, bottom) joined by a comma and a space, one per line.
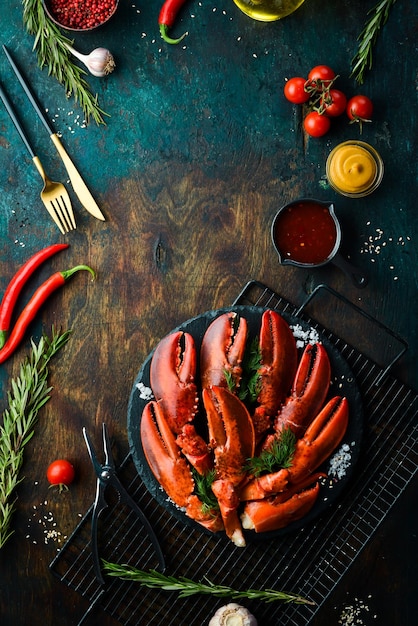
127, 306, 364, 542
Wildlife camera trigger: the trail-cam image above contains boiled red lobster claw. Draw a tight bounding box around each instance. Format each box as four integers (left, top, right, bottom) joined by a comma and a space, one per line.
150, 330, 199, 434
140, 400, 223, 532
149, 330, 212, 474
241, 479, 321, 534
252, 310, 298, 438
203, 386, 255, 547
200, 312, 248, 391
240, 395, 348, 501
275, 342, 331, 438
288, 395, 349, 484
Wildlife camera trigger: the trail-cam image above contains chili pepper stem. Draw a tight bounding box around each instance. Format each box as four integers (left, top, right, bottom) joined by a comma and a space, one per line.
62, 265, 96, 281
159, 24, 187, 45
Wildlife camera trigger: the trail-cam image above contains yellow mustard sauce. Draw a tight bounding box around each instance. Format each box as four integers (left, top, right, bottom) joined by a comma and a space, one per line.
326, 141, 384, 197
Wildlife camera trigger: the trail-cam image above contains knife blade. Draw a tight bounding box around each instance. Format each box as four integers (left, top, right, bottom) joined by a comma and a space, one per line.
2, 44, 106, 222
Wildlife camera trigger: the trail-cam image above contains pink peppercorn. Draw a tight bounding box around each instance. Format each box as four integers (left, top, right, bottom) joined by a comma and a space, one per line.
49, 0, 117, 30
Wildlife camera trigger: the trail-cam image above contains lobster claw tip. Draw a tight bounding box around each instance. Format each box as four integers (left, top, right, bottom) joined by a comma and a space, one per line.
200, 312, 248, 390
150, 331, 198, 433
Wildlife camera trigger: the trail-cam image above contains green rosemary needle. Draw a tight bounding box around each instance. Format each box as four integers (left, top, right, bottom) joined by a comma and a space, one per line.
22, 0, 108, 125
0, 328, 71, 548
350, 0, 398, 84
102, 562, 315, 605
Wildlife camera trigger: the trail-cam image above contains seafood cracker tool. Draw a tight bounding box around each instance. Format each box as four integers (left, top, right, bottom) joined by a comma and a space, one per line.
82, 423, 166, 586
2, 44, 106, 222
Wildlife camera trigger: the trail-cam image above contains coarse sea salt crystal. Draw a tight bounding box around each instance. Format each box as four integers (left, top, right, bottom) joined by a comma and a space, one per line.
328, 442, 353, 481
136, 381, 153, 400
290, 324, 320, 349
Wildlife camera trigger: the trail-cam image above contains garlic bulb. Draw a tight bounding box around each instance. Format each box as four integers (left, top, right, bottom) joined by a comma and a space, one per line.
65, 44, 115, 78
208, 603, 258, 626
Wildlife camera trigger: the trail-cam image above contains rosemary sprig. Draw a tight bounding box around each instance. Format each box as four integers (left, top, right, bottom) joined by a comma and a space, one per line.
102, 562, 315, 605
350, 0, 398, 84
246, 427, 296, 478
22, 0, 108, 124
0, 328, 71, 548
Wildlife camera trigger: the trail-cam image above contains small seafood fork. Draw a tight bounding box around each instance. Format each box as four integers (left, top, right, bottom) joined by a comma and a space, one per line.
0, 82, 76, 234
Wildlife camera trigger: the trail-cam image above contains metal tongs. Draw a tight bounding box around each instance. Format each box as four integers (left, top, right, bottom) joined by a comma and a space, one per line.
82, 423, 166, 587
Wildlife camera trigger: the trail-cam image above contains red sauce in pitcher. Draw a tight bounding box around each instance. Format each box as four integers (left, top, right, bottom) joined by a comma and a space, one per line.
273, 201, 338, 265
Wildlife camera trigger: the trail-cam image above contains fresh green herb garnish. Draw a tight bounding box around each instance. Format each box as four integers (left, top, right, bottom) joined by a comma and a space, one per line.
238, 336, 261, 404
0, 328, 71, 548
224, 336, 261, 402
102, 562, 315, 605
22, 0, 108, 124
192, 468, 219, 514
246, 428, 296, 478
350, 0, 398, 84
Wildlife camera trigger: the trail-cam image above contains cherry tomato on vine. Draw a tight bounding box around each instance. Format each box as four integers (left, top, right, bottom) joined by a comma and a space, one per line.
321, 89, 347, 117
303, 111, 331, 137
284, 76, 310, 104
346, 95, 374, 121
307, 65, 336, 89
47, 459, 75, 492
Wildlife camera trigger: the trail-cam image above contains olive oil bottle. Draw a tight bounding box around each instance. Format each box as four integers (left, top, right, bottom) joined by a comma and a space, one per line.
232, 0, 305, 22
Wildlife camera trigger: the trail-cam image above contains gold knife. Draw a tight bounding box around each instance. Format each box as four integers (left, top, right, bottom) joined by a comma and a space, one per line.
3, 45, 106, 222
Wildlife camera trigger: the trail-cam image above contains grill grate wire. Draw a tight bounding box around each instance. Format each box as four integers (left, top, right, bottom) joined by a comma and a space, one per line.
50, 281, 418, 625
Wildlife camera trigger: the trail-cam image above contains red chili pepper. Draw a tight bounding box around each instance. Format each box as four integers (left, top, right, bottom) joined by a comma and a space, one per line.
0, 244, 69, 350
159, 0, 189, 44
0, 265, 95, 365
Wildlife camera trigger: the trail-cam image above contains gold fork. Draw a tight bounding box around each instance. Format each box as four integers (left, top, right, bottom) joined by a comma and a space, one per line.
0, 82, 76, 234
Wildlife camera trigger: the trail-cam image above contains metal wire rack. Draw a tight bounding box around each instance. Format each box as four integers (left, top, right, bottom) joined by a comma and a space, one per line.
50, 281, 418, 626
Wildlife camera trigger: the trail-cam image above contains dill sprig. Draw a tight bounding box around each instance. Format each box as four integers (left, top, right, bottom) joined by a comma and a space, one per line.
227, 335, 262, 404
246, 428, 296, 478
0, 328, 71, 548
350, 0, 398, 84
102, 562, 315, 605
192, 468, 219, 514
22, 0, 108, 125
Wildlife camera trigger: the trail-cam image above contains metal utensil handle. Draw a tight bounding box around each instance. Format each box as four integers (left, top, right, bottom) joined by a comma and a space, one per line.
2, 45, 54, 135
0, 81, 35, 157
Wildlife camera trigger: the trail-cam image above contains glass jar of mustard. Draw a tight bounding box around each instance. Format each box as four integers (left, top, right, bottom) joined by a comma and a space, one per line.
232, 0, 306, 22
326, 140, 384, 198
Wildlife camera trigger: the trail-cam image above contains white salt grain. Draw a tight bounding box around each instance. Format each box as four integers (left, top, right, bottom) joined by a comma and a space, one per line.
328, 442, 353, 481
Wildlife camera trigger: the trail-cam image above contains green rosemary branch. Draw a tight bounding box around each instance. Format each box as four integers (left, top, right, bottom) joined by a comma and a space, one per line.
0, 328, 71, 548
102, 562, 315, 605
22, 0, 108, 124
350, 0, 398, 84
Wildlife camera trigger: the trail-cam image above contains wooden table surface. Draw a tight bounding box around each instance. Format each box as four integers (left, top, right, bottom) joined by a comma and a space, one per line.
1, 1, 417, 624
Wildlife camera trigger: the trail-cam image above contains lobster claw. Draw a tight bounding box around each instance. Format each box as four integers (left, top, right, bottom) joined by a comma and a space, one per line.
140, 401, 222, 532
288, 396, 349, 484
200, 312, 248, 391
150, 331, 199, 434
253, 310, 298, 438
241, 481, 321, 533
203, 386, 255, 547
238, 467, 289, 502
275, 342, 331, 438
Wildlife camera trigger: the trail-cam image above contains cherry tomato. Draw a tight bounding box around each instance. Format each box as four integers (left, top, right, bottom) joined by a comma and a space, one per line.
303, 111, 331, 137
307, 65, 336, 89
47, 459, 75, 491
321, 89, 347, 117
284, 77, 310, 104
346, 95, 374, 121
